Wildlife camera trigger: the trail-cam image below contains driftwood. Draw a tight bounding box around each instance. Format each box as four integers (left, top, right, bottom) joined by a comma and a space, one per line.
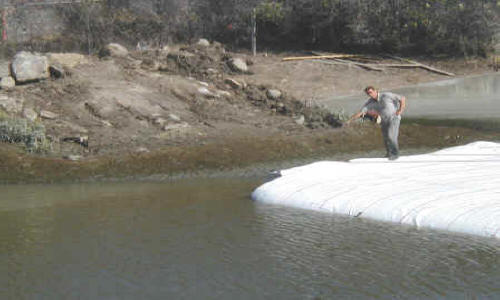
282, 54, 356, 61
387, 56, 455, 76
289, 52, 455, 76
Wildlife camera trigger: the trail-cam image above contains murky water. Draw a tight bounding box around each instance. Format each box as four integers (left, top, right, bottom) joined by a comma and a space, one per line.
326, 73, 500, 119
2, 74, 500, 299
2, 179, 500, 299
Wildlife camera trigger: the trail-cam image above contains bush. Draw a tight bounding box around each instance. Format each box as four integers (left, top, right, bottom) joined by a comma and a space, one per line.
0, 113, 51, 153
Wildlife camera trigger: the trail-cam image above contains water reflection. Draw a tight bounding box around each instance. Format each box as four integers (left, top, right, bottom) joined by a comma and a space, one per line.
326, 73, 500, 119
1, 180, 500, 299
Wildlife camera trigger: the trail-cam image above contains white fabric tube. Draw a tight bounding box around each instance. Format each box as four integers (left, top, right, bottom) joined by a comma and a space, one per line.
252, 141, 500, 238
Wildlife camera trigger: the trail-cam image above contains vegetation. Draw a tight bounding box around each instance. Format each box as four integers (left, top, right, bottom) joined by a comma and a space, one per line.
0, 111, 50, 153
2, 0, 496, 56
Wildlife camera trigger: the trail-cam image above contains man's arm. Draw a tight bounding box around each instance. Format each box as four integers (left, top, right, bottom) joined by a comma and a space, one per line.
345, 111, 365, 125
396, 96, 406, 115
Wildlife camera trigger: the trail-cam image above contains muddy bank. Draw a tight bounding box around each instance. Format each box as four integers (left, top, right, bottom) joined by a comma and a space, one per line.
1, 122, 499, 184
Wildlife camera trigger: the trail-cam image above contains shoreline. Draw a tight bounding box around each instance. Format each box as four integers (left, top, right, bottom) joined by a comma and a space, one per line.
1, 120, 500, 184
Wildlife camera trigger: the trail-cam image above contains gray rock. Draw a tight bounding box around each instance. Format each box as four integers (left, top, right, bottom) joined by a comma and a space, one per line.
64, 155, 82, 161
225, 78, 242, 89
101, 43, 129, 58
197, 39, 210, 47
266, 89, 282, 100
228, 58, 248, 73
11, 51, 50, 83
168, 113, 181, 122
198, 87, 217, 98
216, 90, 232, 98
22, 107, 38, 122
40, 110, 58, 120
164, 122, 190, 131
136, 147, 150, 153
0, 76, 15, 89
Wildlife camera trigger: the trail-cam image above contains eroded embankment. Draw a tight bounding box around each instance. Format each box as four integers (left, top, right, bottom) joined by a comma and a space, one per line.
1, 121, 500, 184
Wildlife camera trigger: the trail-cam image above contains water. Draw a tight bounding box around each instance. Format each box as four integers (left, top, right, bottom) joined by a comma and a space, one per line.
325, 73, 500, 119
3, 74, 500, 299
2, 179, 500, 299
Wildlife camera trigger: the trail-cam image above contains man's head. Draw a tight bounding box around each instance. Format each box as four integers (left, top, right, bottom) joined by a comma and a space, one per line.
364, 86, 378, 100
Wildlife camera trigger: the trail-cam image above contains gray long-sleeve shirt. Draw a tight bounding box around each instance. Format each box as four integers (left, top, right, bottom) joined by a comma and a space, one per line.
361, 92, 402, 122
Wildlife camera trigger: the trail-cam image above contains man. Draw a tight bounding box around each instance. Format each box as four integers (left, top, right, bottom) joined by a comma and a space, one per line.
345, 86, 406, 160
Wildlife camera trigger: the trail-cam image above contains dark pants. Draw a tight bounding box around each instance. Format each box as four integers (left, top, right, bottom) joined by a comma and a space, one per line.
381, 115, 400, 157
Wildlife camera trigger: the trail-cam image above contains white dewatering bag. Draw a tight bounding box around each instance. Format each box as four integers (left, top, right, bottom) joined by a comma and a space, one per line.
251, 141, 500, 238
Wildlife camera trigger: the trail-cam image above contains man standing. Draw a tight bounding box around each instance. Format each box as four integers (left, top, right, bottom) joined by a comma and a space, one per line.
345, 86, 406, 160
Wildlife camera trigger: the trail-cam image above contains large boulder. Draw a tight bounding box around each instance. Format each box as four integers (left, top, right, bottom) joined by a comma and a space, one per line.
100, 43, 129, 58
11, 51, 49, 83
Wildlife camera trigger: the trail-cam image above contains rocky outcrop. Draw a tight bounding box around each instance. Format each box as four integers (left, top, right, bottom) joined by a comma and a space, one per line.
11, 51, 50, 83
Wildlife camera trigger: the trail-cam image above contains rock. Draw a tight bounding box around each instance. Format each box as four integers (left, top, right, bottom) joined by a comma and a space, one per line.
11, 51, 49, 83
198, 87, 217, 98
266, 89, 282, 100
46, 53, 87, 68
0, 61, 10, 78
40, 110, 58, 120
63, 155, 82, 161
0, 95, 23, 113
228, 58, 248, 73
164, 122, 190, 131
136, 147, 150, 153
225, 78, 242, 89
161, 45, 171, 55
0, 76, 15, 89
168, 113, 181, 122
22, 108, 38, 122
49, 64, 65, 78
100, 43, 129, 58
294, 114, 305, 126
216, 90, 232, 98
153, 117, 167, 126
197, 38, 210, 47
